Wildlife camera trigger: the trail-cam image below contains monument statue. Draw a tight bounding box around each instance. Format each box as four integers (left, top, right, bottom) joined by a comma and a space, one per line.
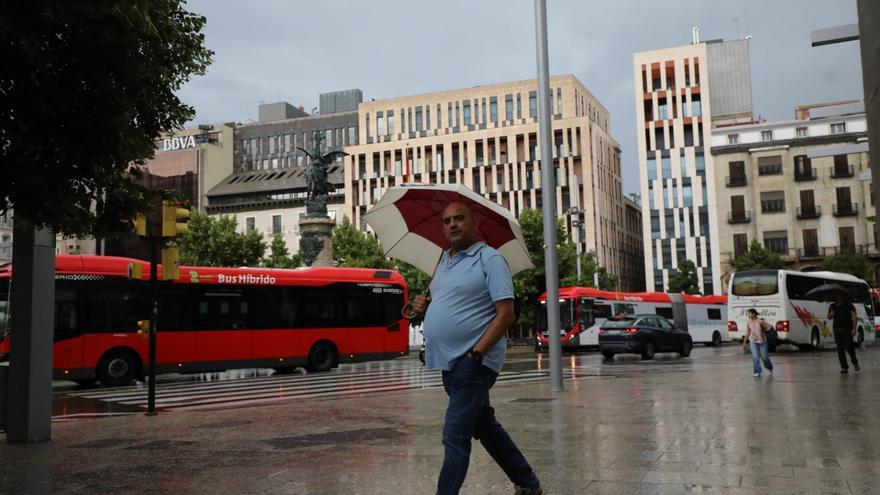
296, 134, 347, 217
296, 134, 347, 266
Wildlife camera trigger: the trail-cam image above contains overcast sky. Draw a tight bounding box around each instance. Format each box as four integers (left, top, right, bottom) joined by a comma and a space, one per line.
178, 0, 863, 195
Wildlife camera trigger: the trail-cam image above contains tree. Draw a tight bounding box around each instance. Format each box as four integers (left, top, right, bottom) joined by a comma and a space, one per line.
819, 252, 874, 285
332, 216, 392, 269
177, 213, 266, 267
733, 240, 784, 271
567, 252, 619, 290
263, 236, 300, 269
1, 1, 213, 237
667, 259, 701, 295
513, 208, 579, 328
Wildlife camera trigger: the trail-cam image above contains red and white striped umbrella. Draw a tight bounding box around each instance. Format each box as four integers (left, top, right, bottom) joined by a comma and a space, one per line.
364, 183, 534, 276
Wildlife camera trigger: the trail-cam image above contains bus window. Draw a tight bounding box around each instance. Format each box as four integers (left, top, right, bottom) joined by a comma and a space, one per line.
613, 303, 636, 316
732, 271, 779, 296
707, 308, 722, 320
655, 307, 674, 320
593, 303, 612, 319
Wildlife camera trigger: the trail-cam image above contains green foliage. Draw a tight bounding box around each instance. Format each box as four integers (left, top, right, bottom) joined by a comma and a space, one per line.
513, 208, 579, 327
177, 212, 266, 267
1, 1, 213, 236
332, 216, 392, 269
263, 236, 299, 269
819, 252, 874, 285
565, 252, 619, 290
394, 261, 431, 298
733, 240, 785, 271
667, 259, 701, 295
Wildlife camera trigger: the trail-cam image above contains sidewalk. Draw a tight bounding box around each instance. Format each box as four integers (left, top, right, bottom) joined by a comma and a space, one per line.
2, 345, 879, 494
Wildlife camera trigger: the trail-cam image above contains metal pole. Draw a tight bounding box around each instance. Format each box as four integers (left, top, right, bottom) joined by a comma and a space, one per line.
534, 0, 563, 392
146, 238, 158, 416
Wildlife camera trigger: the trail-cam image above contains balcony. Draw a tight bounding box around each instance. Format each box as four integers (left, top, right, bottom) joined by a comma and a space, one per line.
725, 175, 747, 187
796, 205, 821, 219
798, 246, 822, 259
831, 164, 854, 179
794, 169, 817, 182
833, 203, 859, 217
727, 210, 752, 224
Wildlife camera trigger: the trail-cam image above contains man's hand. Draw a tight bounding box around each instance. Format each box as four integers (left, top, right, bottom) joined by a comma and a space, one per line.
411, 295, 431, 316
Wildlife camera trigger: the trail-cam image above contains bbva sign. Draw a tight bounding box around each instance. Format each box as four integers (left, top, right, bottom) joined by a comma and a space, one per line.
162, 135, 197, 151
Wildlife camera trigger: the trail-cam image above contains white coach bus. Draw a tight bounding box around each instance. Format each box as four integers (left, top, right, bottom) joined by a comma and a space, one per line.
727, 270, 875, 351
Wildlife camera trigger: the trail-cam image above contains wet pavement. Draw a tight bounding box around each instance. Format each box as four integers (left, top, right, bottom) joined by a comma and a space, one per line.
3, 344, 880, 494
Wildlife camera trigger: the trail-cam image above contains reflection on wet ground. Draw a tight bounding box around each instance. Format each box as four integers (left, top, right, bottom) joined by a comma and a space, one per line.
2, 344, 878, 494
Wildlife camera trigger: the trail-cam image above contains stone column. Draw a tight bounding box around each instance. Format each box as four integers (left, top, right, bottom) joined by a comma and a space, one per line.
298, 215, 336, 267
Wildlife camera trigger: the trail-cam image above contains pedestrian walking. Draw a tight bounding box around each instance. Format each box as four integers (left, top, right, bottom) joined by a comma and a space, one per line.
742, 308, 774, 377
828, 293, 860, 374
411, 202, 542, 495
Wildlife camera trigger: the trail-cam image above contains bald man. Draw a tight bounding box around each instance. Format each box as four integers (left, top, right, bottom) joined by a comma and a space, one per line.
411, 202, 542, 495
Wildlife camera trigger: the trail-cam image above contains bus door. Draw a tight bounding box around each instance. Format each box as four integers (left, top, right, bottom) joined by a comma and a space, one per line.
193, 287, 253, 365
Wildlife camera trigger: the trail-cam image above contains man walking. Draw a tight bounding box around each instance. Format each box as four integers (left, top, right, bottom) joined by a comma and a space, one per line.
411, 202, 542, 495
828, 292, 860, 374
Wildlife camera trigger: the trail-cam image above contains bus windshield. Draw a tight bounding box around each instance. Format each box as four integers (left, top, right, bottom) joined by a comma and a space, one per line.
731, 271, 779, 296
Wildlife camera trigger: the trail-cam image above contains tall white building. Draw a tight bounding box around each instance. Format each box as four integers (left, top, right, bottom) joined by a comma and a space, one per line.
633, 35, 754, 294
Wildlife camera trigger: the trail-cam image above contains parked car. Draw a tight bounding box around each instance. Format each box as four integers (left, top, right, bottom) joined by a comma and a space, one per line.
598, 314, 693, 360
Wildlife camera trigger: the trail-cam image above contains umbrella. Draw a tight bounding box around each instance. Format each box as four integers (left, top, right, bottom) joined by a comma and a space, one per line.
804, 283, 849, 302
363, 183, 534, 276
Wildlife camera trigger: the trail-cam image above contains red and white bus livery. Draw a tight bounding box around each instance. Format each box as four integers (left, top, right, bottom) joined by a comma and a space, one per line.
536, 287, 728, 350
0, 255, 409, 386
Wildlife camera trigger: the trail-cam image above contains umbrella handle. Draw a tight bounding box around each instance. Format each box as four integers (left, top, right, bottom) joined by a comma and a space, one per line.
401, 303, 418, 320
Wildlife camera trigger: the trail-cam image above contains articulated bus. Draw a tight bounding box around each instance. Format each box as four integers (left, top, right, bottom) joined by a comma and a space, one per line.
536, 287, 728, 350
0, 255, 409, 386
727, 269, 875, 350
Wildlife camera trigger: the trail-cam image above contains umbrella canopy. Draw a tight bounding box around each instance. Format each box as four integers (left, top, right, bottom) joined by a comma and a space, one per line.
364, 183, 534, 276
804, 283, 850, 302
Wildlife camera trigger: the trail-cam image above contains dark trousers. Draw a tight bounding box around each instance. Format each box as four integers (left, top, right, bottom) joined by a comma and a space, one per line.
834, 328, 859, 370
437, 355, 540, 495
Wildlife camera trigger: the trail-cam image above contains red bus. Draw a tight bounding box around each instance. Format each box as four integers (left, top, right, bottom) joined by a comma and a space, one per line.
0, 255, 409, 386
536, 287, 728, 350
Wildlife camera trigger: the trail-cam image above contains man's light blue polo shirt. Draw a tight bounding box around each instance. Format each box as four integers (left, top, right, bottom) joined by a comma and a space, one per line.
423, 241, 514, 373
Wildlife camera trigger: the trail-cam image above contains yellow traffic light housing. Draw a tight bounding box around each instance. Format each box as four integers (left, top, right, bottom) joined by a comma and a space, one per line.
161, 246, 181, 281
162, 202, 190, 238
133, 214, 147, 237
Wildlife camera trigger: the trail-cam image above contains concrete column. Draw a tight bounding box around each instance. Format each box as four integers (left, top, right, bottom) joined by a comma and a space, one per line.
6, 220, 55, 443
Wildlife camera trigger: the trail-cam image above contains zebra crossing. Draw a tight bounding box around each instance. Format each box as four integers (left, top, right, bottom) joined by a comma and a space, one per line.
59, 360, 579, 415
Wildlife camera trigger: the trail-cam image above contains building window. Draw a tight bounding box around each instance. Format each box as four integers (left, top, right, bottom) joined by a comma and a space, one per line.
505, 95, 514, 120
489, 97, 498, 123
760, 191, 786, 213
365, 114, 371, 138
347, 126, 356, 145
272, 215, 282, 235
796, 127, 808, 138
387, 111, 395, 135
757, 156, 783, 175
268, 136, 275, 154
325, 129, 332, 147
831, 122, 846, 134
415, 107, 423, 130
727, 134, 739, 145
761, 130, 773, 142
647, 157, 657, 180
284, 134, 291, 151
376, 112, 385, 136
658, 101, 668, 120
692, 100, 701, 117
763, 231, 788, 255
529, 91, 537, 118
733, 233, 748, 258
462, 102, 471, 126
556, 88, 562, 115
245, 217, 255, 233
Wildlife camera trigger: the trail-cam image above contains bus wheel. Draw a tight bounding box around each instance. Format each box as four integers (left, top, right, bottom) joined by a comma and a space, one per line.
855, 328, 864, 349
810, 328, 821, 350
307, 342, 338, 372
641, 341, 655, 360
96, 349, 141, 387
711, 331, 722, 347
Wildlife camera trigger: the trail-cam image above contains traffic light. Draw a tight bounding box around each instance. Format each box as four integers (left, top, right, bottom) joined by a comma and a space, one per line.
162, 201, 190, 238
133, 214, 147, 237
127, 262, 143, 280
160, 246, 181, 281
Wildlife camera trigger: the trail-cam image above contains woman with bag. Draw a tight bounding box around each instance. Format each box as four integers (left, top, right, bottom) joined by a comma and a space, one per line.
743, 308, 774, 377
